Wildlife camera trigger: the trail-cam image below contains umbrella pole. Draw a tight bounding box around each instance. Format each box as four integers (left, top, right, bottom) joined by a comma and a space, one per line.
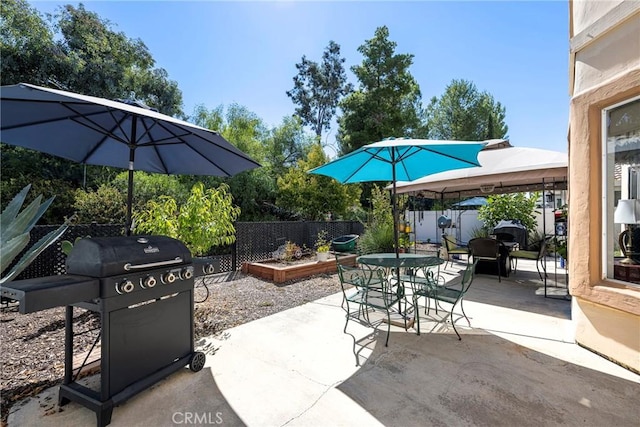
126, 118, 138, 236
126, 165, 133, 236
391, 154, 399, 260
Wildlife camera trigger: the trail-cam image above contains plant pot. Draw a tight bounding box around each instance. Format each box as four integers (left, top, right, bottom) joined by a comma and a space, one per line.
316, 252, 329, 262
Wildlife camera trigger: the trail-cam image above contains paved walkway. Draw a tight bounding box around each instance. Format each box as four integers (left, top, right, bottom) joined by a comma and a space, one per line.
9, 259, 640, 426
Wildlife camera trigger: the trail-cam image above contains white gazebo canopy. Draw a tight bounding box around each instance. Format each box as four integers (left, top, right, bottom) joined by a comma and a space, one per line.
394, 139, 568, 198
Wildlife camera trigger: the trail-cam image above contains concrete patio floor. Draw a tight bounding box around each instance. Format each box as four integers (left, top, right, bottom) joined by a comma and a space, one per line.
9, 258, 640, 426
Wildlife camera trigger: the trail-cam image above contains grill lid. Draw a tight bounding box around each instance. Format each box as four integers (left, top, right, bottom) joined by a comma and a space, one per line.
66, 235, 192, 277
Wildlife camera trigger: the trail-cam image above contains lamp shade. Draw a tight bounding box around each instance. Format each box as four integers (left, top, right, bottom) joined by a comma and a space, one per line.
614, 199, 640, 224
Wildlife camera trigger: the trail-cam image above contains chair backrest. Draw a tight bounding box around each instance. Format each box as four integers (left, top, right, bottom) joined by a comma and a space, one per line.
468, 237, 500, 259
459, 260, 478, 294
537, 236, 550, 259
442, 234, 456, 251
337, 264, 367, 289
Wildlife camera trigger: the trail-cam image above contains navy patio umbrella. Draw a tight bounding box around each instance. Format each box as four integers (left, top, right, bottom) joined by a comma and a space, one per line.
0, 83, 261, 234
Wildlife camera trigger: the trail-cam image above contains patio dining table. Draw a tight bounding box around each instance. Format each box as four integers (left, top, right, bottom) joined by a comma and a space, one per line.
357, 252, 443, 270
357, 253, 444, 319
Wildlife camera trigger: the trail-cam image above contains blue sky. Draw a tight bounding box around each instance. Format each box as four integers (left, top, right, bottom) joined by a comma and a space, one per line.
31, 1, 569, 155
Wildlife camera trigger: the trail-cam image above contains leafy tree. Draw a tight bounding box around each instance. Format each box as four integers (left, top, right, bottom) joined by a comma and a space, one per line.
0, 1, 185, 223
110, 171, 190, 214
276, 144, 361, 220
265, 116, 314, 178
337, 26, 425, 154
1, 2, 184, 115
0, 145, 109, 224
188, 103, 276, 221
0, 0, 64, 87
425, 79, 508, 141
134, 182, 240, 256
477, 193, 538, 233
72, 184, 126, 223
287, 41, 352, 140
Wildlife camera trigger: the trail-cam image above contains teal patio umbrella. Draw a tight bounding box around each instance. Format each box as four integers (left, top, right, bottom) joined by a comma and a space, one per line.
309, 138, 486, 257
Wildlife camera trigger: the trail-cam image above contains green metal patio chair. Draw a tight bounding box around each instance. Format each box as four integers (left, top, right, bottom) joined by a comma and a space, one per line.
442, 233, 470, 269
412, 260, 477, 340
337, 264, 408, 365
510, 236, 550, 280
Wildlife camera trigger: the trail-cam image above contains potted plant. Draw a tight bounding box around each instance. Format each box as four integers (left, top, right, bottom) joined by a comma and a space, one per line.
397, 233, 413, 253
315, 230, 331, 262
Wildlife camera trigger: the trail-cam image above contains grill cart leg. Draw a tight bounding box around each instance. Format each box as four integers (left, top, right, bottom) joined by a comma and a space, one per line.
59, 305, 74, 406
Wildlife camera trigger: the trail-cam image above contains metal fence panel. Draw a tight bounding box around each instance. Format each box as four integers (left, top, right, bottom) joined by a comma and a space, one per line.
14, 221, 364, 279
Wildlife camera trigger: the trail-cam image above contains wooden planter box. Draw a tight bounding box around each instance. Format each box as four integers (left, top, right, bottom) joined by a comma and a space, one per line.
242, 254, 357, 283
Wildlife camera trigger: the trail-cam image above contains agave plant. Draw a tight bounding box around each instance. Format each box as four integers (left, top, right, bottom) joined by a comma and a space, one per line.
0, 185, 73, 284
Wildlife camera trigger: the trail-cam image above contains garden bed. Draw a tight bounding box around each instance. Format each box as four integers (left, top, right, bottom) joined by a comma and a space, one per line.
242, 253, 357, 283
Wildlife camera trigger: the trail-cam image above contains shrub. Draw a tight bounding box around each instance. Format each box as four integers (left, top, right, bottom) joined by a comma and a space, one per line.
134, 182, 240, 256
358, 221, 395, 254
477, 193, 538, 233
73, 185, 126, 223
358, 185, 396, 254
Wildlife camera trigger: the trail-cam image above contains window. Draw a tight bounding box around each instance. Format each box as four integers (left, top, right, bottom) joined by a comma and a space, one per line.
603, 97, 640, 284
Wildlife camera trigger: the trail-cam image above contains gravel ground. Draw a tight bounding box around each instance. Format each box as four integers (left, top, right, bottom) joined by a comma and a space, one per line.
0, 270, 342, 425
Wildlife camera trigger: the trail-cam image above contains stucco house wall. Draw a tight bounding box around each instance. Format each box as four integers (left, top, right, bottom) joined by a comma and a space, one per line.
569, 0, 640, 372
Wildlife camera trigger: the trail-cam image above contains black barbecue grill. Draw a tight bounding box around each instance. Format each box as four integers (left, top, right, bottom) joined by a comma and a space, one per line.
0, 235, 207, 426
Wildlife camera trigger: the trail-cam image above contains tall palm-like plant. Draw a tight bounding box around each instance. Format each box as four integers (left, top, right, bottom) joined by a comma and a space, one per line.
1, 185, 72, 284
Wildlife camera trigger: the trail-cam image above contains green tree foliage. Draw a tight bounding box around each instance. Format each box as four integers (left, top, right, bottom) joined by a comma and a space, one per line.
134, 182, 240, 256
0, 1, 185, 223
358, 186, 395, 254
0, 0, 64, 86
72, 184, 126, 224
188, 103, 276, 221
1, 2, 183, 115
265, 116, 314, 178
287, 40, 352, 139
426, 79, 508, 141
477, 193, 538, 233
110, 171, 189, 213
277, 144, 361, 220
337, 26, 425, 154
0, 145, 113, 224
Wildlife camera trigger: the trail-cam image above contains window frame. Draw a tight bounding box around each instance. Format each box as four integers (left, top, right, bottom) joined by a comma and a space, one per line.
601, 95, 640, 286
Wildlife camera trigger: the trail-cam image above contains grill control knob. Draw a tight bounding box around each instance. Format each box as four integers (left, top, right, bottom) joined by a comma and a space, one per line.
181, 267, 194, 280
117, 279, 135, 294
143, 275, 157, 288
204, 263, 216, 275
163, 272, 176, 284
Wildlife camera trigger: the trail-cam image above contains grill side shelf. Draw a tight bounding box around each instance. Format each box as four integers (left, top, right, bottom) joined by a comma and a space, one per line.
0, 275, 99, 314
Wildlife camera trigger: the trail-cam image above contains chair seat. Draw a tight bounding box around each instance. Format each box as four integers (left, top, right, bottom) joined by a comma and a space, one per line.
473, 255, 499, 261
510, 250, 538, 259
448, 247, 469, 254
346, 289, 401, 309
430, 287, 461, 304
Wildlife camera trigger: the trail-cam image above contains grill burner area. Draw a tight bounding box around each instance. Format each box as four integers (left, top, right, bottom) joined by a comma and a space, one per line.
0, 235, 206, 426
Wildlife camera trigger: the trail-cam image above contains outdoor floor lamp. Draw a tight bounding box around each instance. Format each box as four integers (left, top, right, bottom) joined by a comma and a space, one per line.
614, 199, 640, 264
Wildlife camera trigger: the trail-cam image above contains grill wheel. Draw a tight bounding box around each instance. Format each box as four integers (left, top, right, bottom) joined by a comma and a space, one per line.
189, 351, 206, 372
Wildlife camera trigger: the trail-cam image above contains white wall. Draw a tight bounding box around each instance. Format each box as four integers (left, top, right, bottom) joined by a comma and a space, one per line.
406, 208, 560, 245
405, 210, 483, 244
